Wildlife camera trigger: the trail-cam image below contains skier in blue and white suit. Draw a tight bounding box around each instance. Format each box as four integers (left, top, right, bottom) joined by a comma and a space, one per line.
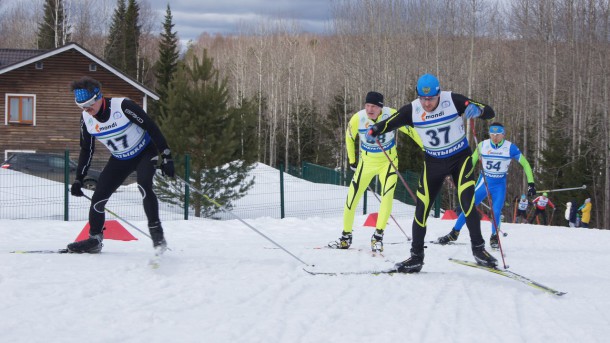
437, 122, 535, 248
66, 76, 174, 254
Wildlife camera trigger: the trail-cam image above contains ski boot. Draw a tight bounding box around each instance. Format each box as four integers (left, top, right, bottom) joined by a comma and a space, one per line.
437, 228, 460, 245
328, 231, 352, 249
472, 243, 498, 268
394, 249, 425, 273
67, 233, 103, 253
489, 233, 499, 249
371, 229, 384, 252
149, 221, 168, 254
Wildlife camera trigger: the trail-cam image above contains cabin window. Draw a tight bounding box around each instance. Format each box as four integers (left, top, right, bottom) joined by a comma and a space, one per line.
89, 63, 97, 71
6, 94, 36, 125
35, 62, 43, 69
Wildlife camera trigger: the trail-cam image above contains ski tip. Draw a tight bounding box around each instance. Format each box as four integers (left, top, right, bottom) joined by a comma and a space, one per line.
302, 267, 401, 276
10, 248, 70, 254
148, 257, 162, 269
302, 267, 321, 275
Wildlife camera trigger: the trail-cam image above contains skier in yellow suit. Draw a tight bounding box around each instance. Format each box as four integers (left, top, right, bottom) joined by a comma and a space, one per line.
329, 91, 423, 252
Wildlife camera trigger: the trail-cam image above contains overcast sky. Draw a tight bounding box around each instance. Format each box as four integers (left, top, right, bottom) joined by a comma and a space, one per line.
147, 0, 333, 42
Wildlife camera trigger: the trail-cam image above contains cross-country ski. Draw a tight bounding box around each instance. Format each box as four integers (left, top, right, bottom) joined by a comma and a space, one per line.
449, 258, 566, 296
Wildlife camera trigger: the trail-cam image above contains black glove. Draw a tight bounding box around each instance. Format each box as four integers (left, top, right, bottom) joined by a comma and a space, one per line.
71, 180, 84, 197
367, 124, 381, 138
527, 183, 536, 197
152, 149, 175, 177
349, 162, 357, 172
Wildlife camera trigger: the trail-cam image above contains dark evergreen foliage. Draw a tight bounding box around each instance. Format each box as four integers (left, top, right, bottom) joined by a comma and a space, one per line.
104, 0, 140, 78
151, 4, 179, 120
157, 51, 258, 217
104, 0, 126, 70
537, 108, 592, 225
123, 0, 140, 78
37, 0, 70, 49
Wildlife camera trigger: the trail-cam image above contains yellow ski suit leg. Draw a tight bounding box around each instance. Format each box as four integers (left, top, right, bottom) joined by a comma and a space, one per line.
343, 157, 398, 233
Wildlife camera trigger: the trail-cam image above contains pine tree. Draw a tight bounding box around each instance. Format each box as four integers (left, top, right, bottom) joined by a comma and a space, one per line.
151, 4, 179, 119
123, 0, 140, 78
157, 51, 258, 217
537, 108, 590, 225
104, 0, 140, 77
37, 0, 70, 49
104, 0, 127, 70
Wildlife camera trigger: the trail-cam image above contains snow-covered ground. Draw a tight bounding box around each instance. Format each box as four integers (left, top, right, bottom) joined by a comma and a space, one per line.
1, 165, 609, 342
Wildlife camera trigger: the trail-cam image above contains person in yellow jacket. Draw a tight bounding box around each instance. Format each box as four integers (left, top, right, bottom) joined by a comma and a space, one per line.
578, 198, 592, 228
329, 91, 423, 252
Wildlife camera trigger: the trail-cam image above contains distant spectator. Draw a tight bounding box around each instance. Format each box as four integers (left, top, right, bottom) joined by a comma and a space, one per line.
565, 200, 577, 227
578, 198, 592, 228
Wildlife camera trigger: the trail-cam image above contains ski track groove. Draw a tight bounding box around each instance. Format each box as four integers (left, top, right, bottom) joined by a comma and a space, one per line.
418, 276, 453, 342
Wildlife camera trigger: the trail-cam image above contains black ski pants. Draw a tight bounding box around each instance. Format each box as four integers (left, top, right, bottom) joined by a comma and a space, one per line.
88, 144, 159, 236
411, 148, 484, 253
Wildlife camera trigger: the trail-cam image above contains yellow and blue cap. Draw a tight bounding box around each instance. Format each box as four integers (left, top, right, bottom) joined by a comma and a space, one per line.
489, 124, 505, 135
416, 74, 440, 97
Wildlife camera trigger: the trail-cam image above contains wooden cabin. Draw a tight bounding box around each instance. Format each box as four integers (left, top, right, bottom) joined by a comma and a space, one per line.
0, 42, 159, 161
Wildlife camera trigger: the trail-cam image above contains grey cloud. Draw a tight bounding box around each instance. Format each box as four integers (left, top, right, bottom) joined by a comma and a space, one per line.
147, 0, 332, 40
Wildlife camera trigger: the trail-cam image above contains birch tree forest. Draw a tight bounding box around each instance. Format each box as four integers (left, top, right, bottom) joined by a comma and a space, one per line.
189, 0, 609, 229
1, 0, 608, 228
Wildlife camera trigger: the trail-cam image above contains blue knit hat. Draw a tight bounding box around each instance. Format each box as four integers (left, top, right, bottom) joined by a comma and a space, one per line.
416, 74, 440, 96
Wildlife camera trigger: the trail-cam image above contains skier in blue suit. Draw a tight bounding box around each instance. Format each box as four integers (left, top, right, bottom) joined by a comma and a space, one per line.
437, 122, 535, 248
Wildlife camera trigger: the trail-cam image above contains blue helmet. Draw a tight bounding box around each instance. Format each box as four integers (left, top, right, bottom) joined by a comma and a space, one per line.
416, 74, 440, 97
521, 194, 526, 200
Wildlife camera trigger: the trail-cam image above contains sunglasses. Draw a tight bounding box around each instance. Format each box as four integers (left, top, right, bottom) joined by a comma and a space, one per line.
75, 93, 99, 110
419, 96, 438, 102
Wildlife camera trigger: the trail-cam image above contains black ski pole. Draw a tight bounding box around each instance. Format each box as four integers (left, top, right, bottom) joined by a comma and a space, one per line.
477, 202, 508, 236
367, 185, 412, 241
536, 185, 586, 193
81, 194, 172, 250
173, 175, 311, 267
375, 139, 417, 202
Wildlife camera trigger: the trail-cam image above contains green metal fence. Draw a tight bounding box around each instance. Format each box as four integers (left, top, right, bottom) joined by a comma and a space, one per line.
0, 150, 438, 221
296, 161, 440, 215
299, 161, 421, 205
